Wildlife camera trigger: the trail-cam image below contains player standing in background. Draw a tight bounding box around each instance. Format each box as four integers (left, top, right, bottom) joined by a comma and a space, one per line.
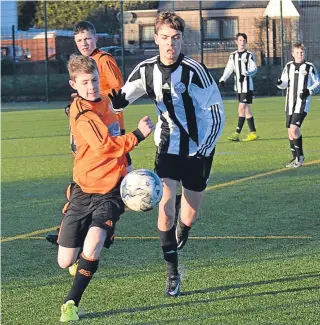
108, 11, 225, 297
276, 42, 320, 167
219, 33, 259, 142
46, 21, 131, 246
58, 55, 154, 322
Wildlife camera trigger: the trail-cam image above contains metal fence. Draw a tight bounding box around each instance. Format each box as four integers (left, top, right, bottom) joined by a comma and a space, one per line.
1, 0, 319, 101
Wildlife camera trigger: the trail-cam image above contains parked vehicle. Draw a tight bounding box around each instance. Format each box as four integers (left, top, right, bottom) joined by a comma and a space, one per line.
99, 46, 134, 57
1, 45, 31, 61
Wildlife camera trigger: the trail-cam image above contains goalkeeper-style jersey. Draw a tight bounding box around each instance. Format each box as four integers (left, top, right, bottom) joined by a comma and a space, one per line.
277, 60, 320, 115
69, 96, 139, 194
122, 53, 225, 157
219, 50, 257, 94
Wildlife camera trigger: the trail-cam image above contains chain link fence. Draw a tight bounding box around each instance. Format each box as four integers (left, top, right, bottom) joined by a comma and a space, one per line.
1, 0, 319, 101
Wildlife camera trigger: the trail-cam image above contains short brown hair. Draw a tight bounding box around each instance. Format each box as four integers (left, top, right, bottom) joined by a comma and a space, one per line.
236, 33, 247, 42
67, 54, 98, 81
155, 11, 185, 34
73, 21, 96, 36
292, 42, 305, 51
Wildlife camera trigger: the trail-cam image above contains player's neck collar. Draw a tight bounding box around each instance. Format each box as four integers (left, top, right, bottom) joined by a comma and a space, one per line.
157, 53, 184, 72
90, 48, 99, 56
78, 94, 102, 103
293, 60, 305, 66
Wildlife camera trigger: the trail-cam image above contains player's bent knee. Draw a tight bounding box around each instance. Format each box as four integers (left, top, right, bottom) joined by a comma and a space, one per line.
82, 244, 104, 260
57, 256, 75, 269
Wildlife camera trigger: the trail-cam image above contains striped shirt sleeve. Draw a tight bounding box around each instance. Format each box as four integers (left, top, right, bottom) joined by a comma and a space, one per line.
246, 53, 258, 77
189, 74, 225, 156
219, 54, 234, 82
309, 65, 320, 95
122, 64, 147, 105
277, 63, 290, 89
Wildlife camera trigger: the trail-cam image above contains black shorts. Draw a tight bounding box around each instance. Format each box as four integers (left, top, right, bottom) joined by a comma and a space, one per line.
58, 182, 125, 248
154, 151, 215, 192
286, 113, 307, 128
238, 91, 253, 104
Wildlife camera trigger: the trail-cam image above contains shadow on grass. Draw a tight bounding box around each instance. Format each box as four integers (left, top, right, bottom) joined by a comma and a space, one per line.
218, 135, 320, 145
181, 272, 320, 296
2, 134, 69, 141
81, 281, 320, 320
127, 299, 319, 325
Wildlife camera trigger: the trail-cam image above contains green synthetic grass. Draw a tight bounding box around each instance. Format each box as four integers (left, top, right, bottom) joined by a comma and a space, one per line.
1, 97, 320, 325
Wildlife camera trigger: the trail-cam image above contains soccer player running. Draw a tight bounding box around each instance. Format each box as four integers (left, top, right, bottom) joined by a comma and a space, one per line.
108, 11, 225, 297
276, 42, 320, 167
219, 33, 259, 142
46, 21, 131, 246
58, 54, 154, 322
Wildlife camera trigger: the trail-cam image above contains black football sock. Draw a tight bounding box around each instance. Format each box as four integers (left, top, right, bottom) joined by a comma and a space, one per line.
236, 116, 245, 134
159, 227, 178, 276
293, 136, 303, 158
64, 253, 99, 306
289, 139, 297, 160
247, 117, 256, 132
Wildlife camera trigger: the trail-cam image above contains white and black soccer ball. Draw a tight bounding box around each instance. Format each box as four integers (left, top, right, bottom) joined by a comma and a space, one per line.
120, 169, 163, 212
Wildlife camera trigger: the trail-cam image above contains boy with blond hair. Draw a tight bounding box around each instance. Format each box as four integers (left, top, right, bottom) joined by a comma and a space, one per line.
58, 54, 154, 322
276, 42, 320, 167
46, 21, 131, 246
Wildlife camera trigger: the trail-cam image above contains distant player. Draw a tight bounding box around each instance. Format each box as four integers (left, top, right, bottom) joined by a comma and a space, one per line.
46, 21, 131, 246
66, 21, 124, 116
108, 11, 225, 297
276, 42, 320, 167
58, 54, 154, 322
219, 33, 259, 142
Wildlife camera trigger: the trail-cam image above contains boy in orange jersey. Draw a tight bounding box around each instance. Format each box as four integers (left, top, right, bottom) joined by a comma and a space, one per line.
46, 21, 130, 245
58, 54, 154, 322
65, 21, 124, 118
70, 20, 127, 152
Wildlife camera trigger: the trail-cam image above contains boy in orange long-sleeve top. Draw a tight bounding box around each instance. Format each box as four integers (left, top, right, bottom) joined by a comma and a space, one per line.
58, 54, 154, 323
72, 21, 126, 131
46, 21, 131, 245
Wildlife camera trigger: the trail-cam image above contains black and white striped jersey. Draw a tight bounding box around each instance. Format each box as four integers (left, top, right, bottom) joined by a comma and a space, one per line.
219, 50, 257, 93
277, 61, 320, 114
122, 53, 225, 157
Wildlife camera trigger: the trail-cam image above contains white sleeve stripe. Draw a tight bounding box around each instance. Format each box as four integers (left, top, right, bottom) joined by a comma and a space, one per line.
127, 56, 158, 80
182, 59, 209, 88
184, 56, 211, 87
206, 106, 222, 154
186, 57, 212, 85
182, 60, 208, 88
183, 57, 210, 88
199, 106, 220, 156
198, 105, 222, 155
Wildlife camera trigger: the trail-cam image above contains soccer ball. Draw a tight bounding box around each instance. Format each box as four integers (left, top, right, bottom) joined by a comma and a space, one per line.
120, 169, 163, 212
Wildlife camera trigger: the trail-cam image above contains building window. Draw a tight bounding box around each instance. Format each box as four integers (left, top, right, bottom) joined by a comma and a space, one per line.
204, 17, 238, 40
203, 17, 238, 51
139, 24, 156, 48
